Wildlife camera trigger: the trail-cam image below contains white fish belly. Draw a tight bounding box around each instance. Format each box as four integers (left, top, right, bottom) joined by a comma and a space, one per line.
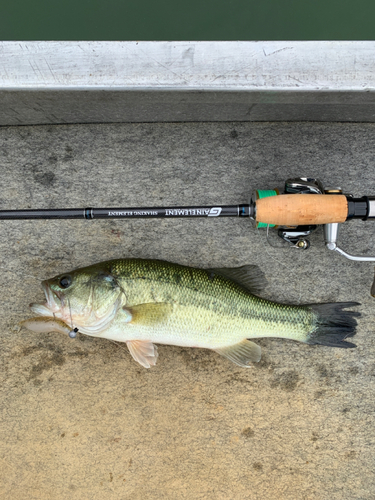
82, 301, 312, 347
98, 305, 250, 349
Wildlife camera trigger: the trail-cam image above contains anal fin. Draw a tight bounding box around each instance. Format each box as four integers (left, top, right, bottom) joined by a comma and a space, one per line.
126, 340, 159, 368
215, 340, 261, 367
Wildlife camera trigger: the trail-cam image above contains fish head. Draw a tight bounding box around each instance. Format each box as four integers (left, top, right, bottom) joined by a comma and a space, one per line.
30, 264, 125, 328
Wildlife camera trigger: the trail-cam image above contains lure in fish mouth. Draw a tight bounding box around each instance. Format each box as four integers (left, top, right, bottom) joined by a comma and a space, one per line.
29, 281, 63, 318
25, 262, 125, 334
29, 281, 77, 324
20, 258, 361, 369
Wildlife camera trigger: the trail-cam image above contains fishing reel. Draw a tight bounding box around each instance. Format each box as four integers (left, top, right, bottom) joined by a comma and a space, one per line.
1, 174, 375, 263
253, 177, 375, 262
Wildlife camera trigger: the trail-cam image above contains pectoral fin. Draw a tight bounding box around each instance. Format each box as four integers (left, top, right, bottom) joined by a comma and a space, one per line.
126, 340, 159, 368
215, 340, 261, 367
123, 303, 172, 327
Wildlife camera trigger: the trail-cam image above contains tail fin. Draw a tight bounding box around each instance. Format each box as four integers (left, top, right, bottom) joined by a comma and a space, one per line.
307, 302, 360, 348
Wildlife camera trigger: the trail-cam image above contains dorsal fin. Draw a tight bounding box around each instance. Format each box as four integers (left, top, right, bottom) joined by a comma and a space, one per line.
206, 265, 267, 295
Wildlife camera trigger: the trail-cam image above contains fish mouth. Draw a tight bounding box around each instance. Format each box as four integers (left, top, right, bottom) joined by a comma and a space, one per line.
29, 281, 62, 317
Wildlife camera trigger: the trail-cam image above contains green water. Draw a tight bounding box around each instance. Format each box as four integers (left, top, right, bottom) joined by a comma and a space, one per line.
1, 0, 375, 40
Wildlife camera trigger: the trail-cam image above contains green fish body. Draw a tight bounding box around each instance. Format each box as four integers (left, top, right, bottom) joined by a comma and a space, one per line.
23, 259, 360, 368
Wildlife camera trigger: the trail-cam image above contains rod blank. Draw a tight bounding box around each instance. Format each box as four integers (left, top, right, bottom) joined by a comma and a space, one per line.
0, 205, 252, 220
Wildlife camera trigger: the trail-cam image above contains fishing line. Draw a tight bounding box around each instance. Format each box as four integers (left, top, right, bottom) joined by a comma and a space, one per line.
67, 297, 78, 338
297, 248, 303, 305
256, 227, 291, 271
107, 339, 127, 350
257, 226, 306, 304
265, 224, 290, 250
63, 272, 126, 341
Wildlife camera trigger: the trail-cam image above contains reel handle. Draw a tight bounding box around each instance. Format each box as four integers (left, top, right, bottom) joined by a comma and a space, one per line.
256, 194, 347, 226
324, 222, 375, 262
255, 194, 375, 226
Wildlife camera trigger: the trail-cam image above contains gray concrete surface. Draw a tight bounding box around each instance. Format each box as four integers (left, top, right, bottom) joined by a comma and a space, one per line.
0, 122, 374, 500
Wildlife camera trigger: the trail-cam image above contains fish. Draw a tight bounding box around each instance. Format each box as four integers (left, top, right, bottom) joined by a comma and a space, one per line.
20, 259, 360, 369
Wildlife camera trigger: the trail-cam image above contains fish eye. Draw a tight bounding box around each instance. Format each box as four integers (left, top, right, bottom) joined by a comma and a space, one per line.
59, 275, 72, 289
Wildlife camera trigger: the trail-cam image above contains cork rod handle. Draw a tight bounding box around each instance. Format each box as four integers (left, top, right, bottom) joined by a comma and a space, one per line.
256, 194, 348, 226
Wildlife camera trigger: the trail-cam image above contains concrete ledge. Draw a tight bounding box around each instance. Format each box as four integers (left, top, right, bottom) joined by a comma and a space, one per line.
1, 41, 375, 124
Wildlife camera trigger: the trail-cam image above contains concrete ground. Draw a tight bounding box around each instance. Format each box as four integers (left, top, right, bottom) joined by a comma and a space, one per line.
0, 122, 374, 500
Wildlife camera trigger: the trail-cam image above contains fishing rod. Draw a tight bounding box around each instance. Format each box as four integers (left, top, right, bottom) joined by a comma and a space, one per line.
2, 177, 375, 262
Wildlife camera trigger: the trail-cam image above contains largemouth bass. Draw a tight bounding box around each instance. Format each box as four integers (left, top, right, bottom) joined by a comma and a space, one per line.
21, 259, 360, 368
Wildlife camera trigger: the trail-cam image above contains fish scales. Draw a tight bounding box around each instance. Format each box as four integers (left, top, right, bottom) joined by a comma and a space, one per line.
110, 259, 314, 344
23, 258, 360, 368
